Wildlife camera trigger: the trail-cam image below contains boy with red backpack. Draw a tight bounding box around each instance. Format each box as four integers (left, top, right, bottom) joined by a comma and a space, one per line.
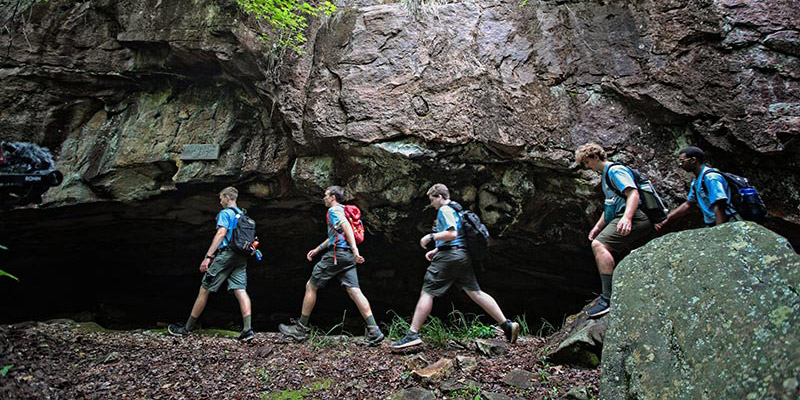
278, 186, 384, 346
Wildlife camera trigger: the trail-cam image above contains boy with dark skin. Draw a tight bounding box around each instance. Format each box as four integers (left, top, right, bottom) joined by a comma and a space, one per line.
655, 146, 741, 230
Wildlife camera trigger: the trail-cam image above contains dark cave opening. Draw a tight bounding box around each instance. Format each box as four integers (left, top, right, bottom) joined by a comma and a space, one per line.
0, 191, 597, 335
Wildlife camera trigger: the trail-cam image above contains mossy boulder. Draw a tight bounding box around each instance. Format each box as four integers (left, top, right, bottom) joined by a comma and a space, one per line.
600, 222, 800, 399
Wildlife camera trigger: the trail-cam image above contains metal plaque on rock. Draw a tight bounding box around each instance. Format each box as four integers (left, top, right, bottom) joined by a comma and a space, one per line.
181, 144, 220, 161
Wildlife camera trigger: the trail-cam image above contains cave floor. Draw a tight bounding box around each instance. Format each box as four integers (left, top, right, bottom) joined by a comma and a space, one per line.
0, 320, 599, 399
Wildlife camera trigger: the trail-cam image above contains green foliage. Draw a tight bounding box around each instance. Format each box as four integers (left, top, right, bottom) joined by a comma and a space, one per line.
307, 311, 348, 348
262, 379, 332, 399
0, 245, 18, 281
237, 0, 336, 54
383, 311, 411, 341
0, 364, 12, 377
382, 308, 498, 348
514, 314, 530, 337
447, 382, 482, 399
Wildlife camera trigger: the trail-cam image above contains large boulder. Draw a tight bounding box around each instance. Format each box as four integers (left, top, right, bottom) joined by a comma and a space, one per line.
600, 222, 800, 399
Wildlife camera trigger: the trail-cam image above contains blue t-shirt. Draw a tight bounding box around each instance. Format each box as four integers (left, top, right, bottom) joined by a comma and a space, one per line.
688, 165, 736, 224
435, 204, 465, 248
601, 164, 639, 217
326, 204, 350, 249
216, 208, 238, 249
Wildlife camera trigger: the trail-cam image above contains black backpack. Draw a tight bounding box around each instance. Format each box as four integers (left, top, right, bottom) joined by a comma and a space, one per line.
228, 207, 257, 254
700, 169, 767, 222
448, 202, 491, 262
603, 163, 669, 224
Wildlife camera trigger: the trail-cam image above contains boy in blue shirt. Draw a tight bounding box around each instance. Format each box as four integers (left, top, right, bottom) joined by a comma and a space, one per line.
168, 187, 254, 341
575, 143, 655, 317
390, 184, 520, 349
279, 186, 384, 346
655, 146, 741, 230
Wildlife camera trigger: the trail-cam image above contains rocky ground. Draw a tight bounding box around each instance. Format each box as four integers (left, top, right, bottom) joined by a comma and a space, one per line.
0, 320, 599, 399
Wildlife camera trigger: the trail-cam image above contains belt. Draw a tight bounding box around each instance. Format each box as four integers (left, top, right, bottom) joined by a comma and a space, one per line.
218, 246, 230, 252
437, 245, 466, 251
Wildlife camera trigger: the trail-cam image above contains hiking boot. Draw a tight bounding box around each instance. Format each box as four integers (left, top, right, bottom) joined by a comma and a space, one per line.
501, 320, 520, 344
167, 323, 190, 337
390, 330, 422, 350
587, 296, 610, 318
365, 326, 384, 346
278, 320, 310, 342
238, 329, 255, 342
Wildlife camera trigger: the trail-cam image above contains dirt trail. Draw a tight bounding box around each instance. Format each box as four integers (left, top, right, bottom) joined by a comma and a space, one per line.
0, 321, 599, 399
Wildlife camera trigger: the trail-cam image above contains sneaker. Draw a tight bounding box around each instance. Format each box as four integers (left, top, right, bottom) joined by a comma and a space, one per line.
365, 326, 384, 346
278, 320, 310, 342
390, 331, 422, 349
587, 296, 610, 317
501, 320, 520, 344
167, 323, 190, 337
238, 329, 255, 342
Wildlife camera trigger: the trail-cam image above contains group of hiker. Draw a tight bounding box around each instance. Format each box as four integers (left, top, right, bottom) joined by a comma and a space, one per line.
168, 143, 763, 347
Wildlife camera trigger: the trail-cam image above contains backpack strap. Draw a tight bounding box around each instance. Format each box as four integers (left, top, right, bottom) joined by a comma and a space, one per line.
699, 168, 721, 195
698, 168, 735, 214
602, 163, 625, 197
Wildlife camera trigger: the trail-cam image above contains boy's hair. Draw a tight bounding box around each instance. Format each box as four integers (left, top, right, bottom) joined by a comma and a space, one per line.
678, 146, 706, 162
574, 142, 607, 163
325, 186, 345, 203
220, 187, 238, 202
426, 183, 450, 200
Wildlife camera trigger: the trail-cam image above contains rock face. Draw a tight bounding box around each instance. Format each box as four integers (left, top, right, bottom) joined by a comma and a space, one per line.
0, 0, 798, 328
600, 222, 800, 399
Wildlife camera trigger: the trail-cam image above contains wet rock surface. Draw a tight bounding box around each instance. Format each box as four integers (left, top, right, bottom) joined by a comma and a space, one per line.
0, 0, 798, 329
600, 222, 800, 399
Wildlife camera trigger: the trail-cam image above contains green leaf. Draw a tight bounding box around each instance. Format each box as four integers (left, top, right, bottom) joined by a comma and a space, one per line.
0, 365, 12, 377
0, 244, 7, 250
0, 270, 19, 281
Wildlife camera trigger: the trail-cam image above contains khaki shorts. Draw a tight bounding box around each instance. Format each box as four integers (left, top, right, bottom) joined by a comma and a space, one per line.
595, 209, 654, 253
309, 249, 359, 288
422, 248, 481, 297
201, 250, 248, 293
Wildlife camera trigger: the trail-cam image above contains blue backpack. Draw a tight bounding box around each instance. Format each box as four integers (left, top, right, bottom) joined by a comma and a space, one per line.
700, 169, 767, 222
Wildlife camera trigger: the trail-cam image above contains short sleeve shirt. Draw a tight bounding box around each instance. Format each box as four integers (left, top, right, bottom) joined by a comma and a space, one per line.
602, 164, 638, 216
688, 165, 736, 224
435, 204, 465, 247
216, 208, 237, 249
327, 204, 350, 249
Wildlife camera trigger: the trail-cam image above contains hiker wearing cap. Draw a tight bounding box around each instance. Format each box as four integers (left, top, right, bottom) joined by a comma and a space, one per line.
168, 186, 254, 341
575, 143, 655, 318
655, 146, 742, 230
278, 185, 384, 346
390, 183, 519, 350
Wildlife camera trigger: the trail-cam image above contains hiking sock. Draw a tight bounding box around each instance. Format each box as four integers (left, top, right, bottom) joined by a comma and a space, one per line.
243, 315, 252, 332
600, 274, 613, 300
364, 315, 377, 327
299, 315, 310, 327
185, 316, 198, 331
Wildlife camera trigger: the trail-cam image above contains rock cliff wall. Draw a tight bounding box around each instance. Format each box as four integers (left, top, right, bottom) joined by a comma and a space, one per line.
0, 0, 797, 327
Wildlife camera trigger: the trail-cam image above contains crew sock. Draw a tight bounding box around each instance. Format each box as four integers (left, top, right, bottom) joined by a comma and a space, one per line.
600, 274, 613, 300
299, 315, 310, 327
365, 315, 377, 327
185, 316, 198, 331
243, 315, 252, 332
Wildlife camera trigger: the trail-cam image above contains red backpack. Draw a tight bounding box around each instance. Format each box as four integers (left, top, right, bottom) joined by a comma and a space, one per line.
326, 204, 365, 244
